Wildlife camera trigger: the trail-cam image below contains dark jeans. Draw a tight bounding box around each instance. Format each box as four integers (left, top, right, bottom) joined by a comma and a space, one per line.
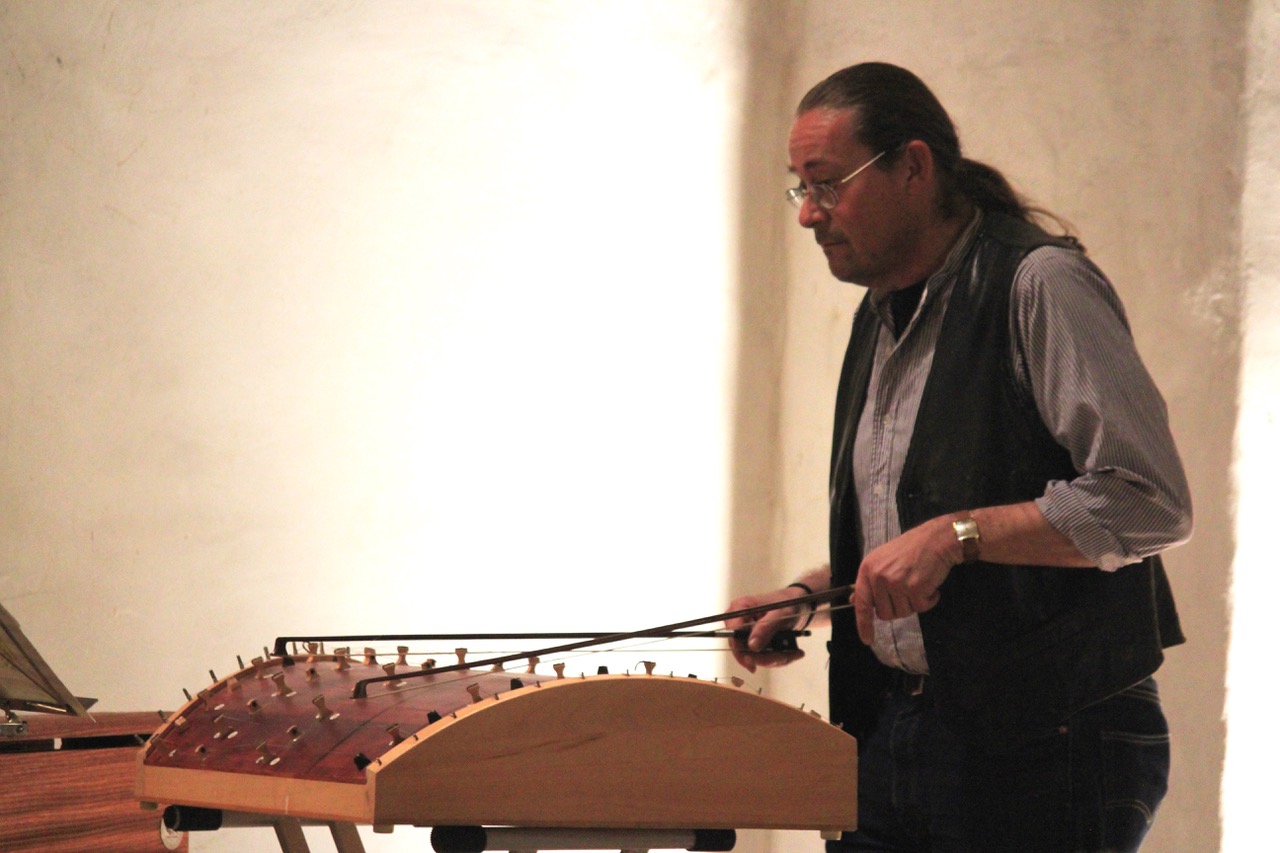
829, 678, 1170, 853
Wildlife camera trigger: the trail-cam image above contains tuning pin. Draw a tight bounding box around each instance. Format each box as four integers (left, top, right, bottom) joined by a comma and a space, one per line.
466, 684, 483, 704
251, 657, 265, 675
553, 663, 566, 680
525, 656, 539, 674
490, 661, 504, 673
386, 723, 403, 746
236, 655, 246, 670
642, 661, 657, 675
455, 648, 468, 667
396, 646, 410, 666
306, 642, 320, 657
182, 688, 193, 702
334, 648, 351, 671
382, 662, 403, 688
731, 676, 745, 688
810, 709, 823, 719
208, 669, 218, 683
263, 646, 272, 660
363, 648, 378, 666
226, 675, 242, 692
255, 742, 280, 766
271, 672, 294, 698
420, 658, 437, 672
313, 695, 340, 721
213, 715, 237, 740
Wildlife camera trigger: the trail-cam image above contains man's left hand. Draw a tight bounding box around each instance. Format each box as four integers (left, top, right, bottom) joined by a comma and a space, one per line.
853, 516, 958, 645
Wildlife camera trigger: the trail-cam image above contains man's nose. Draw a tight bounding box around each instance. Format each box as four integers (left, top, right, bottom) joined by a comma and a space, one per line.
797, 196, 827, 229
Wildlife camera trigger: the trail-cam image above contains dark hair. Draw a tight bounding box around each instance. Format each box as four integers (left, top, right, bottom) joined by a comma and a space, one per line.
798, 62, 1073, 236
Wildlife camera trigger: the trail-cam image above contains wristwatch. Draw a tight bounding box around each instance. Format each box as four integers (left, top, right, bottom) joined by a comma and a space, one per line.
952, 513, 981, 563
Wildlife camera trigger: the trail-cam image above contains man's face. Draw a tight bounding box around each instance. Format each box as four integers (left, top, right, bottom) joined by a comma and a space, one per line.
788, 108, 916, 290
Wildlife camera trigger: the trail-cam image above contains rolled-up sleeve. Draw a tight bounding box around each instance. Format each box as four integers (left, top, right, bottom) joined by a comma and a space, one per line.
1014, 247, 1193, 571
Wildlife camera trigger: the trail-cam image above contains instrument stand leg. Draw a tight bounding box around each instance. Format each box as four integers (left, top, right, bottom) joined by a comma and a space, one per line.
273, 817, 312, 853
329, 821, 368, 853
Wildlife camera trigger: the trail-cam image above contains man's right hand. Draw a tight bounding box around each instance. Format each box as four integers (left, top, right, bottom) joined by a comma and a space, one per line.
724, 588, 809, 673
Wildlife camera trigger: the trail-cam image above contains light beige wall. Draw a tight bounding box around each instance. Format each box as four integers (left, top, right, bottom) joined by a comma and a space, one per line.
757, 4, 1247, 853
1, 2, 756, 851
1, 1, 1266, 852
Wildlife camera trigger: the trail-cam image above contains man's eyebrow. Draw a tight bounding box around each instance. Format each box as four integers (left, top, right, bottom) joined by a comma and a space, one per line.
789, 158, 835, 176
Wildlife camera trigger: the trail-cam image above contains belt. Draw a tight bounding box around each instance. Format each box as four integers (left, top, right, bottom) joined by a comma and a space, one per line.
889, 670, 929, 697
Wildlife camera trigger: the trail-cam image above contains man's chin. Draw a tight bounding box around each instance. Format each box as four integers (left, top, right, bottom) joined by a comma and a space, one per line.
825, 259, 865, 285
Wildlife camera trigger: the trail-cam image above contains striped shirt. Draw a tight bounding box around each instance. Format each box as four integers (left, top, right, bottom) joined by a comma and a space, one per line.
853, 213, 1193, 674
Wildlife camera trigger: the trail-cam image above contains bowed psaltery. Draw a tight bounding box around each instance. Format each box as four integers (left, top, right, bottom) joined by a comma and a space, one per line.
137, 586, 858, 853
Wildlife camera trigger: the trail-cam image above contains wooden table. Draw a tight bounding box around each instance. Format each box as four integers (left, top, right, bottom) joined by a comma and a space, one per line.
1, 710, 184, 853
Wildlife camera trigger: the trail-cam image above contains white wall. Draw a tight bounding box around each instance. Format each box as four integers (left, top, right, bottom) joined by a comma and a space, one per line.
1, 2, 756, 850
1223, 1, 1280, 849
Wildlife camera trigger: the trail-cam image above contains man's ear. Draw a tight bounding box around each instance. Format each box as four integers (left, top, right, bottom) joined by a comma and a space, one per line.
899, 139, 935, 193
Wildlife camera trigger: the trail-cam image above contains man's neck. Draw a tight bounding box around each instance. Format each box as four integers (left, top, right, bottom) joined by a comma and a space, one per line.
875, 206, 975, 293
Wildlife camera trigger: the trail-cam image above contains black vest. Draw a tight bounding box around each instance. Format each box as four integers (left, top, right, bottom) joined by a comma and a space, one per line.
827, 214, 1184, 741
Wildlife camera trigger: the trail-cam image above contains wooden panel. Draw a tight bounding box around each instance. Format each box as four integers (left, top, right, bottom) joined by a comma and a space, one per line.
0, 712, 184, 853
369, 675, 858, 831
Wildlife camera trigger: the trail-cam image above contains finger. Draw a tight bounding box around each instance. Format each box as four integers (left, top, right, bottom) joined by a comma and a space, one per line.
869, 578, 904, 621
728, 633, 758, 673
854, 577, 873, 645
913, 588, 942, 613
885, 591, 913, 621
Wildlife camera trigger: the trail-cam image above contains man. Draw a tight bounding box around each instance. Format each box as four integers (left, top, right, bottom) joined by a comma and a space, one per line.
727, 63, 1191, 853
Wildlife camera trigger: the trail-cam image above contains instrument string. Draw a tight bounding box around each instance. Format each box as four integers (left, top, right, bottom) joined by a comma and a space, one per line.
326, 599, 855, 704
192, 601, 858, 763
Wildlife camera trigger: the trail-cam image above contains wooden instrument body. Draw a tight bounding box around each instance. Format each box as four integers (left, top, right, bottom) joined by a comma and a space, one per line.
137, 652, 858, 832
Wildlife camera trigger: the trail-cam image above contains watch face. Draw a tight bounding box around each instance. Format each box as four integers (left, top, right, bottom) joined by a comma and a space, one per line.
952, 517, 980, 563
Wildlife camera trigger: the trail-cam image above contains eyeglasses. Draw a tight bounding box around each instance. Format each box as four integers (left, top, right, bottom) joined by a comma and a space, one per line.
785, 149, 888, 210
